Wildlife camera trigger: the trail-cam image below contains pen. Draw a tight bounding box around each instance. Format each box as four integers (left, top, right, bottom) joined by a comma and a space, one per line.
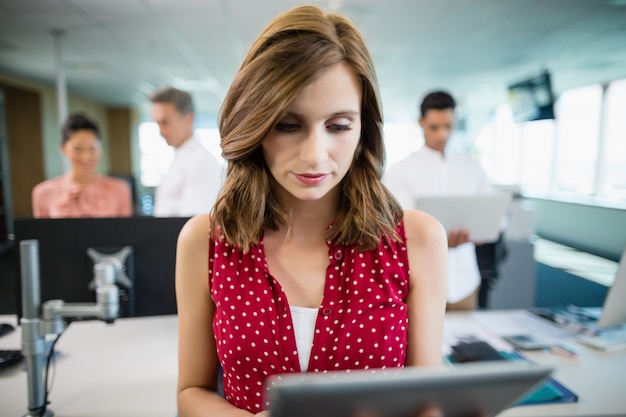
551, 343, 579, 358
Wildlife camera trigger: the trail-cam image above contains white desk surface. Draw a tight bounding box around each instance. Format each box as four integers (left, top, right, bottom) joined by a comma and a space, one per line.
1, 311, 625, 417
447, 310, 626, 416
0, 314, 178, 417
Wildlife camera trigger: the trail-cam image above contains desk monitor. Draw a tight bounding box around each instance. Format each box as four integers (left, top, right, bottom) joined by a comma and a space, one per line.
414, 194, 512, 243
13, 216, 189, 319
266, 361, 553, 417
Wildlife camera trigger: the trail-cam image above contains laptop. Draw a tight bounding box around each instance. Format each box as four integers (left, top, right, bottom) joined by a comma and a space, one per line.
414, 193, 512, 243
530, 245, 626, 351
266, 361, 553, 417
595, 245, 626, 328
576, 245, 626, 351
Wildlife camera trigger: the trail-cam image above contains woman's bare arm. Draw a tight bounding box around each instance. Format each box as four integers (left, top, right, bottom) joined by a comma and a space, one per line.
403, 209, 448, 367
176, 213, 253, 417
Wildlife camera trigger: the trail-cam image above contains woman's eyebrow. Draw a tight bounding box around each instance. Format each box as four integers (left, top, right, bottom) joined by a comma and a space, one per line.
282, 110, 360, 119
326, 110, 360, 118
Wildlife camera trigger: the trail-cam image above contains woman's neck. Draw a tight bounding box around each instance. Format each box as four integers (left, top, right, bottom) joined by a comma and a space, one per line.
284, 204, 337, 244
70, 170, 96, 185
272, 185, 340, 242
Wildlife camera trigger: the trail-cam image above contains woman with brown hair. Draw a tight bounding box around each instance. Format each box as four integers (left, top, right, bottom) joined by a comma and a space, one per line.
175, 5, 447, 416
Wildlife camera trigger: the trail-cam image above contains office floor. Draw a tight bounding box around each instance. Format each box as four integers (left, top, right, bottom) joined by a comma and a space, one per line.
0, 246, 16, 314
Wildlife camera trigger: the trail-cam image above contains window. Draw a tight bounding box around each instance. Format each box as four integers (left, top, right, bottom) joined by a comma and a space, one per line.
476, 78, 626, 206
196, 128, 225, 165
137, 78, 626, 208
553, 85, 602, 195
602, 79, 626, 200
383, 122, 421, 167
138, 122, 173, 187
138, 123, 224, 188
475, 105, 523, 186
519, 119, 556, 193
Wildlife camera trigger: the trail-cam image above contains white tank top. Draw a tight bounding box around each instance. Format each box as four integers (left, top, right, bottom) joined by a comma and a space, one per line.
289, 306, 318, 372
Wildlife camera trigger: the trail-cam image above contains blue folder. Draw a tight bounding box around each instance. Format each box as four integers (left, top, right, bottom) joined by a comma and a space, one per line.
502, 351, 578, 406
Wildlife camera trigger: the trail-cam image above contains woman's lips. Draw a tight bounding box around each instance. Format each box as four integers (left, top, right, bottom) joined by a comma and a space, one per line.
294, 173, 328, 185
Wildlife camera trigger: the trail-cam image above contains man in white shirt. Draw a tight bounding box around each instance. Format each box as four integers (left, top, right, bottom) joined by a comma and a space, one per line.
383, 91, 494, 310
149, 86, 224, 217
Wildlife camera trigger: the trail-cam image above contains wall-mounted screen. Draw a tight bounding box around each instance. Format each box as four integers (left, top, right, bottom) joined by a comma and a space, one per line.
507, 70, 556, 122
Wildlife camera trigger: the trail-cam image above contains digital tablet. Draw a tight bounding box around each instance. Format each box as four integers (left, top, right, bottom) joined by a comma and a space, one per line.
266, 361, 552, 417
414, 194, 512, 243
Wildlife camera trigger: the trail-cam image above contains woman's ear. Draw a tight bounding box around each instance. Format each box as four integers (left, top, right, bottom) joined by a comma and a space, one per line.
60, 143, 69, 157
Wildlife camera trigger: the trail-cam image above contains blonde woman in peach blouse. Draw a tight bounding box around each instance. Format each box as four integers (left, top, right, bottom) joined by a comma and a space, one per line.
32, 112, 133, 218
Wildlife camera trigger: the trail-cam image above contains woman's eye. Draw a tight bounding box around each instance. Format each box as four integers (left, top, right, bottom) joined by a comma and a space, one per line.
275, 122, 300, 132
328, 124, 351, 132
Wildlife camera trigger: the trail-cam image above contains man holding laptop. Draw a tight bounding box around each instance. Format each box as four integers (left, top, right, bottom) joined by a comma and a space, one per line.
383, 91, 495, 310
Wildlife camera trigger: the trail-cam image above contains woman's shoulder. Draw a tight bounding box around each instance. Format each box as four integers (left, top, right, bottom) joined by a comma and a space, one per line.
32, 176, 65, 195
178, 213, 213, 248
401, 209, 447, 249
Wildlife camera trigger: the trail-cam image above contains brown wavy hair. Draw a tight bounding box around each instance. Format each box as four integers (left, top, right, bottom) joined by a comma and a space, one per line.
211, 5, 402, 252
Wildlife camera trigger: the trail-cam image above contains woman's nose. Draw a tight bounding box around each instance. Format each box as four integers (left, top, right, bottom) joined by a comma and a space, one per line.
300, 128, 328, 166
81, 151, 97, 162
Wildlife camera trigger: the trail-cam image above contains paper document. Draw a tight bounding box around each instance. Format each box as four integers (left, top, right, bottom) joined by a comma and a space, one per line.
470, 310, 580, 343
442, 314, 513, 356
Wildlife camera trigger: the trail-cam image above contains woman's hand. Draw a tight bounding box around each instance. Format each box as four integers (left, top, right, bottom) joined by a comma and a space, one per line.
447, 229, 470, 248
353, 404, 486, 417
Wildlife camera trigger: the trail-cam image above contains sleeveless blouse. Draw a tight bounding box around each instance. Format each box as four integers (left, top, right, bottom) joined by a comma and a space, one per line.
209, 222, 410, 412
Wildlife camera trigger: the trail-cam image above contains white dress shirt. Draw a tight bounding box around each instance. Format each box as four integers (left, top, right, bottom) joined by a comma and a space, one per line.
153, 136, 224, 217
382, 145, 494, 303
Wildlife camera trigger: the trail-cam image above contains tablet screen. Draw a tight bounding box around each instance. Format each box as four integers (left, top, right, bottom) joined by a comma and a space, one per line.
266, 361, 552, 417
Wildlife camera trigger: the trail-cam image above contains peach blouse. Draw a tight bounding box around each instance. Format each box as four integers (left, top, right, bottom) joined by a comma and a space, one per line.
32, 173, 132, 218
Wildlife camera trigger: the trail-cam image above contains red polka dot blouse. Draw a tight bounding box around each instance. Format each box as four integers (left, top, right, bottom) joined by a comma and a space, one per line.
209, 221, 410, 412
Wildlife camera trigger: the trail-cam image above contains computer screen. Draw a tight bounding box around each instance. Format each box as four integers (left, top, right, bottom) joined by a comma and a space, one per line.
13, 216, 189, 319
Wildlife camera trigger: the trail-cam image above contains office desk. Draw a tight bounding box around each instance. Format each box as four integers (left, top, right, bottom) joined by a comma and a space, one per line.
0, 314, 178, 417
446, 310, 626, 417
1, 311, 625, 416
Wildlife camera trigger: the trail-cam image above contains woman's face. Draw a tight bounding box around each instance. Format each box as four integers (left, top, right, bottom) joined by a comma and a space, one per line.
62, 129, 101, 175
261, 62, 362, 204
